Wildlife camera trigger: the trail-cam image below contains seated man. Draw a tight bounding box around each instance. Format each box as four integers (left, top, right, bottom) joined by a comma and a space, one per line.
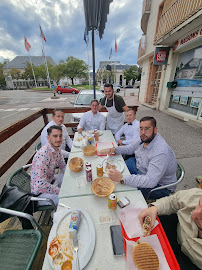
77, 99, 106, 133
139, 189, 202, 270
31, 125, 66, 206
115, 108, 140, 145
41, 108, 72, 158
106, 116, 177, 199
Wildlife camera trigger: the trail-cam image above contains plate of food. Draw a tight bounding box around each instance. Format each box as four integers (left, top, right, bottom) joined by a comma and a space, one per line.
84, 130, 103, 136
47, 208, 96, 270
69, 157, 84, 173
102, 157, 124, 173
73, 135, 85, 147
91, 177, 115, 197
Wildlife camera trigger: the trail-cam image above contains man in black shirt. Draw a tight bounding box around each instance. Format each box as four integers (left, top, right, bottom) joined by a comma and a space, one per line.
99, 83, 128, 134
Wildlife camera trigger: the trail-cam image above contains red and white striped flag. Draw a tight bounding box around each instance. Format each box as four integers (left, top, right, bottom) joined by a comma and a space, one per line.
24, 36, 31, 52
39, 24, 46, 42
115, 37, 117, 53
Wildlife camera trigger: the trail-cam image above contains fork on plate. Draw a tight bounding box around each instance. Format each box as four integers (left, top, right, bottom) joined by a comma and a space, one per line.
73, 235, 80, 270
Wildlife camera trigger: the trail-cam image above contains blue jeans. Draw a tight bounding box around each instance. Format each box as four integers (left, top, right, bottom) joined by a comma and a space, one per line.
125, 157, 171, 199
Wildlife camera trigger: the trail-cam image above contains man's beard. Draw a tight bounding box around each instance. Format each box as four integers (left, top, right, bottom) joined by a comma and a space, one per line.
141, 131, 155, 144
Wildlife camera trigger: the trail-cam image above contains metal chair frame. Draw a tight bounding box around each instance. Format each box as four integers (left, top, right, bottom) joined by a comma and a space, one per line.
0, 207, 43, 270
146, 162, 185, 201
7, 165, 57, 213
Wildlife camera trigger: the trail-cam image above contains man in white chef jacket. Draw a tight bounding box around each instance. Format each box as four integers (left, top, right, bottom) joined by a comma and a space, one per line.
99, 83, 128, 134
77, 99, 106, 133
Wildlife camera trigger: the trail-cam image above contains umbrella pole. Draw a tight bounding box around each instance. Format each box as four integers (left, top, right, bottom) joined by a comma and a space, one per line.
92, 28, 96, 99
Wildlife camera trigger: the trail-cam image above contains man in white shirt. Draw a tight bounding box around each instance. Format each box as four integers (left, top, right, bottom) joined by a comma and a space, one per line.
115, 108, 140, 145
41, 108, 72, 158
77, 99, 106, 133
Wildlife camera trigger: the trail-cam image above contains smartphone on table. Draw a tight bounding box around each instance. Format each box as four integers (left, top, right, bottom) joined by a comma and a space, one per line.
110, 225, 125, 256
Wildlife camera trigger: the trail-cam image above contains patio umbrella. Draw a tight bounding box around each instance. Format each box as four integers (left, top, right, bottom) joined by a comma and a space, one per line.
83, 0, 113, 98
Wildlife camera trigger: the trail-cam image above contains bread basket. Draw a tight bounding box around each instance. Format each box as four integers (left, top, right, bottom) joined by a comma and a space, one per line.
69, 157, 84, 173
91, 177, 115, 197
82, 145, 97, 156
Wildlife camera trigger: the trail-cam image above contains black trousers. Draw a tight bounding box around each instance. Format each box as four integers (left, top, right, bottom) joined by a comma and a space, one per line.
159, 214, 200, 270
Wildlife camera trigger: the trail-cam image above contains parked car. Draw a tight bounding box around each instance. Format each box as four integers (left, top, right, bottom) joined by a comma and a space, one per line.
56, 85, 79, 94
71, 89, 107, 132
125, 85, 133, 88
100, 84, 120, 93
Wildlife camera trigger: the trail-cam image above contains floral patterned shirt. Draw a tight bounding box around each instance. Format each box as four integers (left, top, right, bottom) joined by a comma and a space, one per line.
31, 143, 66, 195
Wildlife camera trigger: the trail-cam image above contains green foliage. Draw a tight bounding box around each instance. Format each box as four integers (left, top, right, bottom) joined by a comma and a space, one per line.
58, 56, 88, 85
124, 65, 139, 82
0, 62, 6, 86
10, 68, 21, 79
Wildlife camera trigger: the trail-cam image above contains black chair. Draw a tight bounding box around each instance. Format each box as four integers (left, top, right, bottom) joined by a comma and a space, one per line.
7, 165, 56, 213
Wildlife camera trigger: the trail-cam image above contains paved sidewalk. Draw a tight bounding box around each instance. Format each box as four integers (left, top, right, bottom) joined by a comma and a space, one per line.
136, 105, 202, 191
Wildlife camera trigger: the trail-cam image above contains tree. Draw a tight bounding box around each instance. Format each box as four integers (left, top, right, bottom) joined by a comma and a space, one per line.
0, 62, 6, 87
59, 56, 88, 85
10, 68, 21, 80
124, 65, 139, 84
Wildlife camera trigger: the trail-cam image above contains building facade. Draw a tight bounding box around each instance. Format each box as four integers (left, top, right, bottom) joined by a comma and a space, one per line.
138, 0, 202, 124
3, 56, 57, 89
98, 61, 133, 86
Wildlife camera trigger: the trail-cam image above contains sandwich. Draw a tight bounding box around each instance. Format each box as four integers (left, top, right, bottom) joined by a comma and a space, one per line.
143, 215, 152, 236
132, 242, 159, 270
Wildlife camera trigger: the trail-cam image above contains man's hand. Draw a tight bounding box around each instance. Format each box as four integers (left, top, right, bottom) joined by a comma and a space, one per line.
138, 206, 158, 229
77, 128, 83, 134
118, 140, 123, 146
108, 169, 123, 182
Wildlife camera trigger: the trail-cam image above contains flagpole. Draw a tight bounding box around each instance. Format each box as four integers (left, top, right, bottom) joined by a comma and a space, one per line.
87, 42, 91, 89
28, 52, 37, 88
41, 38, 51, 88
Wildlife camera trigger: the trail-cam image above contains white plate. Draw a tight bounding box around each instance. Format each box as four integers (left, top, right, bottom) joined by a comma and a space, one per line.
47, 208, 96, 270
85, 130, 103, 136
102, 157, 124, 173
73, 137, 85, 148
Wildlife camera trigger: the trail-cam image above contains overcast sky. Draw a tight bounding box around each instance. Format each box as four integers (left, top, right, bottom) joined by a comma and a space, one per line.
0, 0, 143, 69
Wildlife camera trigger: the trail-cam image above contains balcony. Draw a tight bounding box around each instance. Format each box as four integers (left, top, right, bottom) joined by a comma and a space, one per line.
138, 35, 146, 60
141, 0, 151, 34
154, 0, 202, 43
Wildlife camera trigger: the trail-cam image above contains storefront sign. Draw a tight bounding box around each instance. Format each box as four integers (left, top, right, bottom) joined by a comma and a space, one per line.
153, 47, 170, 65
173, 25, 202, 52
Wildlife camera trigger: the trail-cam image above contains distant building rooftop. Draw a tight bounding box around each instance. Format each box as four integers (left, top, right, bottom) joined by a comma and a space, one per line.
3, 56, 57, 69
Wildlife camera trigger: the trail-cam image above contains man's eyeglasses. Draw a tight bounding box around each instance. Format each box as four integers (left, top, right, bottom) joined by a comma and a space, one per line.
139, 127, 151, 132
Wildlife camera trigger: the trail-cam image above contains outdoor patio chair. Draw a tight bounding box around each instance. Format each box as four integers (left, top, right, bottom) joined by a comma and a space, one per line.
146, 162, 185, 201
35, 142, 41, 152
7, 165, 56, 213
0, 207, 42, 270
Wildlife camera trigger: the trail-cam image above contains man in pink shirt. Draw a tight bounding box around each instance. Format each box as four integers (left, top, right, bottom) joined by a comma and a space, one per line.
31, 125, 66, 206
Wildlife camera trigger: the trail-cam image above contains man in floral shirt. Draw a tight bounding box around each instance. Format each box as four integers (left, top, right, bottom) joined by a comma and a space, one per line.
31, 125, 66, 206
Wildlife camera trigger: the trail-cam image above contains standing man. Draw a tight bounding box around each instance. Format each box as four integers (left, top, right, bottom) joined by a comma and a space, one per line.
106, 116, 177, 199
77, 100, 106, 133
41, 108, 72, 158
99, 83, 128, 134
31, 125, 66, 206
115, 108, 140, 145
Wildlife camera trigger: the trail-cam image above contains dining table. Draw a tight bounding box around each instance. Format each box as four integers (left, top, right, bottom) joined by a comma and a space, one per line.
42, 190, 147, 270
42, 129, 179, 270
59, 130, 136, 199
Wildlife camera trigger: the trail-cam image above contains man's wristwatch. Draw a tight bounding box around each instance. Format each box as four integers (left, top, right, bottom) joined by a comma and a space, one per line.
120, 178, 124, 184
